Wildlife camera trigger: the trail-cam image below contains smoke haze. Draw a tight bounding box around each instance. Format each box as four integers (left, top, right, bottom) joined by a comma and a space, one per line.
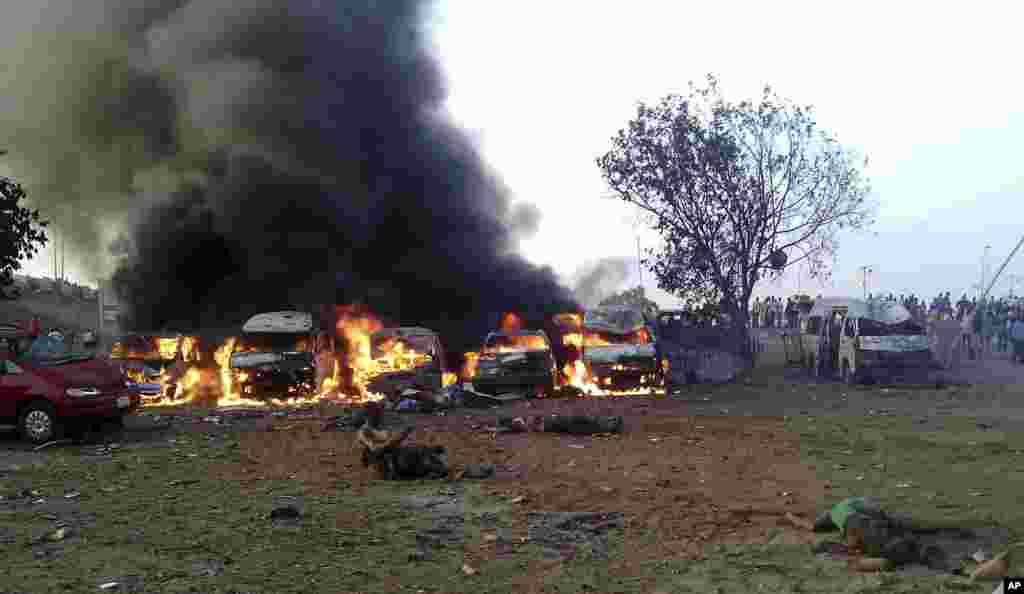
0, 0, 577, 354
573, 257, 632, 307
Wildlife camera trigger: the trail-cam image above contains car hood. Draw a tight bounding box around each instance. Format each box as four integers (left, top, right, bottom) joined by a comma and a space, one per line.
583, 344, 656, 363
28, 358, 125, 390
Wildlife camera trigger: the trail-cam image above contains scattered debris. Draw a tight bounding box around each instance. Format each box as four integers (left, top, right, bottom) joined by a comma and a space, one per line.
167, 479, 200, 487
541, 415, 623, 435
527, 512, 624, 561
496, 416, 529, 433
461, 563, 478, 576
63, 491, 81, 499
190, 559, 226, 578
460, 464, 495, 480
33, 439, 73, 451
269, 496, 303, 525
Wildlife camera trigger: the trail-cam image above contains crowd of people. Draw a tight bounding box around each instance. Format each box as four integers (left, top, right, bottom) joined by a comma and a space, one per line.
0, 315, 98, 359
749, 291, 1024, 364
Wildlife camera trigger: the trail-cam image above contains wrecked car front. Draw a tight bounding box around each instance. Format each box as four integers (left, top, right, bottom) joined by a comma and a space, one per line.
228, 311, 319, 399
365, 328, 446, 396
229, 350, 317, 398
855, 318, 936, 374
580, 308, 660, 390
472, 331, 557, 396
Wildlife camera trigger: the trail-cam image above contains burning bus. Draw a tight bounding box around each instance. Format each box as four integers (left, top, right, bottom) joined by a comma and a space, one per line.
228, 311, 322, 399
364, 327, 451, 399
470, 329, 558, 398
570, 306, 662, 393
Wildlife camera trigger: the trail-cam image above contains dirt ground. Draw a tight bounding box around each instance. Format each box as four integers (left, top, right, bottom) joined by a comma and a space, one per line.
205, 399, 827, 591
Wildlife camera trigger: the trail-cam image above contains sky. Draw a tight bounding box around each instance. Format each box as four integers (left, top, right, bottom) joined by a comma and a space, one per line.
426, 0, 1024, 306
15, 0, 1024, 308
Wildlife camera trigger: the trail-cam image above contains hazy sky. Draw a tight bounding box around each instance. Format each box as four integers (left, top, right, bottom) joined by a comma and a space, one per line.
17, 1, 1024, 307
428, 0, 1024, 305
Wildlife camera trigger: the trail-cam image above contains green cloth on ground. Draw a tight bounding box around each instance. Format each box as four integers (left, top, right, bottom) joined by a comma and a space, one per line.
830, 497, 883, 535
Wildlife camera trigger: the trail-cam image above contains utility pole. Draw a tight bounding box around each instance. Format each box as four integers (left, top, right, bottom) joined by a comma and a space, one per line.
858, 266, 873, 300
636, 236, 642, 287
980, 245, 991, 300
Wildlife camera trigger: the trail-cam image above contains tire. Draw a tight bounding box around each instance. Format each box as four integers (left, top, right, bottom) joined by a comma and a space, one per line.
18, 401, 61, 445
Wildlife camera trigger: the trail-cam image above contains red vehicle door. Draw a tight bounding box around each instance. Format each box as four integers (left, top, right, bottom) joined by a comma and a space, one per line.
0, 360, 33, 419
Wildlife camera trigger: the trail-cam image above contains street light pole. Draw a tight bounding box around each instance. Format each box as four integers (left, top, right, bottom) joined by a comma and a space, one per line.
980, 245, 991, 300
859, 265, 873, 300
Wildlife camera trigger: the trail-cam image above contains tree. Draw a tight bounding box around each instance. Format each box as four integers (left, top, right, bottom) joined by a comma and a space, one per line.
1, 171, 49, 296
597, 76, 874, 363
598, 286, 659, 319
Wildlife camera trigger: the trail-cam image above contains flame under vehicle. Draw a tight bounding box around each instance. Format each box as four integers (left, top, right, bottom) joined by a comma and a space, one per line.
109, 333, 192, 400
581, 307, 661, 392
229, 311, 321, 399
365, 327, 448, 398
471, 329, 557, 397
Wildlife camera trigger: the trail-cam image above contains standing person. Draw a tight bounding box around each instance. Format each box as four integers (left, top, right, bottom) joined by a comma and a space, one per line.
28, 315, 40, 338
752, 297, 761, 329
1011, 310, 1024, 364
997, 306, 1010, 354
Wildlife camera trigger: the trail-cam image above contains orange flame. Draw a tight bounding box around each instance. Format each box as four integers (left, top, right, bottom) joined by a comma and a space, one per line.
334, 305, 387, 402
461, 352, 479, 380
500, 312, 524, 333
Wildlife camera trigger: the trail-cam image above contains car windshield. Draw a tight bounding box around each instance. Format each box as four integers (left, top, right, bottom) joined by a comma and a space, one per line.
22, 336, 94, 365
483, 333, 549, 352
371, 333, 435, 359
236, 333, 310, 353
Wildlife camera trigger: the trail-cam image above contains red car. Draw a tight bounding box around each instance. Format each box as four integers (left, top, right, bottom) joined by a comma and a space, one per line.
0, 336, 141, 444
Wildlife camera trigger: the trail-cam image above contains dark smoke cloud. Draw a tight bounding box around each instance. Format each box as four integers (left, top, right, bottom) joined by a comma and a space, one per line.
1, 0, 577, 354
573, 257, 632, 307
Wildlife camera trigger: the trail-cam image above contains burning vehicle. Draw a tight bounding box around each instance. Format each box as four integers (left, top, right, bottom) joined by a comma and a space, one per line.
110, 333, 199, 401
577, 307, 661, 393
228, 311, 322, 399
364, 327, 450, 399
470, 329, 557, 398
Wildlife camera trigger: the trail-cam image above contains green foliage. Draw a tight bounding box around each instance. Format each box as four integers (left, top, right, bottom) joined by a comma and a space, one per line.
0, 172, 49, 293
596, 75, 875, 328
598, 285, 659, 318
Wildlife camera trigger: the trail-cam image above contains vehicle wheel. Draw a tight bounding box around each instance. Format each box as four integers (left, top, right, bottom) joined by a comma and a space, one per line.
841, 360, 854, 385
18, 401, 61, 445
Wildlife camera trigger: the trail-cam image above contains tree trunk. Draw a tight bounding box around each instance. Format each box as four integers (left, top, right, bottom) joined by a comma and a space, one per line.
722, 300, 755, 368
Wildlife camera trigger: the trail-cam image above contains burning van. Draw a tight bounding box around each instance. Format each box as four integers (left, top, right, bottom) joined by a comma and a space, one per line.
580, 307, 661, 392
364, 327, 449, 398
471, 329, 557, 397
229, 311, 320, 399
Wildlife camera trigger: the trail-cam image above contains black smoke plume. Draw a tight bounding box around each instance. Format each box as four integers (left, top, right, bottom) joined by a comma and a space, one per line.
1, 1, 579, 356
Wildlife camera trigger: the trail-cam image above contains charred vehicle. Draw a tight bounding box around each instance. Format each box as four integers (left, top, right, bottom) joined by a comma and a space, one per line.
229, 311, 320, 399
471, 330, 557, 397
109, 333, 193, 400
365, 327, 448, 398
581, 307, 661, 392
